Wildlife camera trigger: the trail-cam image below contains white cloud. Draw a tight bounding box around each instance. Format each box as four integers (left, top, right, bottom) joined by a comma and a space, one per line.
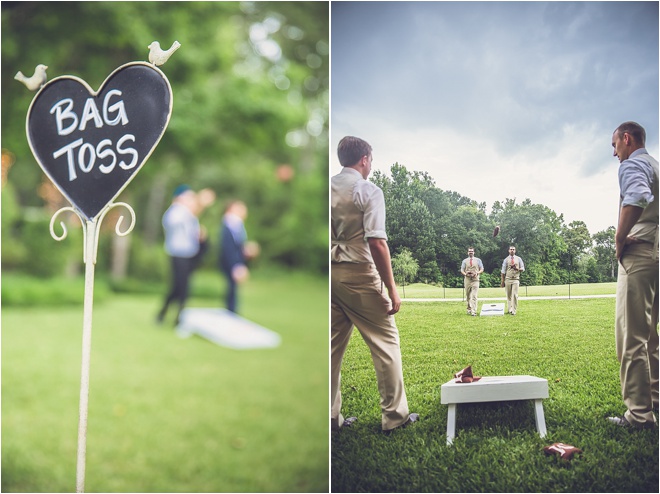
332, 112, 660, 234
331, 1, 659, 235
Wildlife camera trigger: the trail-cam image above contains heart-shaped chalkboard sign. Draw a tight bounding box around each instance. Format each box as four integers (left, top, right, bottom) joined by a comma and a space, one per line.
26, 62, 173, 220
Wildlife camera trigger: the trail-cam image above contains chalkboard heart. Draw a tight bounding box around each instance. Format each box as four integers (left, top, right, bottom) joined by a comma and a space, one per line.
26, 62, 173, 220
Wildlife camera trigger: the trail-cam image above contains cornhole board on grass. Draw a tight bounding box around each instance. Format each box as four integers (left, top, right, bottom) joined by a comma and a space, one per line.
176, 308, 281, 350
440, 375, 548, 445
480, 303, 505, 316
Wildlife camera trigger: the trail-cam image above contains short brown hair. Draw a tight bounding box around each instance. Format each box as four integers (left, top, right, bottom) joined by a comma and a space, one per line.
615, 121, 646, 146
337, 136, 372, 167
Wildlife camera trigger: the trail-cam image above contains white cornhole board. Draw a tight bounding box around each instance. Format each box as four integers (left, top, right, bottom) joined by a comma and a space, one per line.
176, 308, 281, 350
440, 375, 548, 445
480, 303, 505, 316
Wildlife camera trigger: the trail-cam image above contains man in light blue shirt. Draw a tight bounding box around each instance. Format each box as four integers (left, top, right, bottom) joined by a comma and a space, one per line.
157, 185, 211, 325
608, 121, 658, 429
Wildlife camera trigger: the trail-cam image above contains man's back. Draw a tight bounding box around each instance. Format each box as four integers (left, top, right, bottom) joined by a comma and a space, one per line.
331, 168, 374, 264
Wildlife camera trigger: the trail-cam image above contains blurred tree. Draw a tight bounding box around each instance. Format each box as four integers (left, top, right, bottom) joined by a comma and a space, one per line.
2, 1, 328, 277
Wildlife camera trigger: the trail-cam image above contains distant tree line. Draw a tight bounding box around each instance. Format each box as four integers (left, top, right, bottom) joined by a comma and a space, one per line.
372, 164, 617, 288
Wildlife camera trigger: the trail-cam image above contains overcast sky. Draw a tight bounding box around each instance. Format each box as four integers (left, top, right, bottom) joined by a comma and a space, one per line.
331, 1, 659, 234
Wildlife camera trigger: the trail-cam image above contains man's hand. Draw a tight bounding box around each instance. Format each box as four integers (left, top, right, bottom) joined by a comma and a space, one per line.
616, 205, 645, 261
367, 237, 401, 316
616, 235, 644, 260
388, 289, 401, 315
232, 264, 249, 283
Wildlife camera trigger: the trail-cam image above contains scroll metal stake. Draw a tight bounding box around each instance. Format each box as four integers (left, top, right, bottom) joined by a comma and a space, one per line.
50, 203, 135, 493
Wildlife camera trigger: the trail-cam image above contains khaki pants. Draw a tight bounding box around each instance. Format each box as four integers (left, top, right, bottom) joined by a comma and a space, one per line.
331, 262, 409, 431
615, 242, 659, 426
465, 278, 479, 315
505, 279, 520, 314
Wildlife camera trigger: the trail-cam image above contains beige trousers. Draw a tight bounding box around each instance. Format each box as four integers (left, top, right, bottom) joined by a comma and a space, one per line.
615, 242, 659, 426
331, 262, 409, 431
505, 279, 520, 314
465, 278, 479, 314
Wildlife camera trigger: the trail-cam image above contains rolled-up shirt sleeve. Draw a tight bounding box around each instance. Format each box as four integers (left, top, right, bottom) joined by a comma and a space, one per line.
619, 158, 655, 208
354, 182, 388, 240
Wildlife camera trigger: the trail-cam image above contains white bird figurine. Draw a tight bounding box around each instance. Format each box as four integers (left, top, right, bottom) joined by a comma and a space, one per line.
15, 64, 48, 91
148, 40, 181, 66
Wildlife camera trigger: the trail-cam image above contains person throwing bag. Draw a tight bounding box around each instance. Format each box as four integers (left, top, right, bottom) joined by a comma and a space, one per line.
500, 245, 525, 315
461, 247, 484, 316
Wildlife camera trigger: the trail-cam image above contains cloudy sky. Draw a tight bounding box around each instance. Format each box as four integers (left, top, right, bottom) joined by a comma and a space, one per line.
331, 1, 659, 234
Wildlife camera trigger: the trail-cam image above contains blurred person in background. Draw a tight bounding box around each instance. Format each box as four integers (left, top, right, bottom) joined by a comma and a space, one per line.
157, 185, 215, 325
218, 200, 259, 313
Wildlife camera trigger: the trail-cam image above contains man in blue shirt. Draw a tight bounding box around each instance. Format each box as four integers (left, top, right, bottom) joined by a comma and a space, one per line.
608, 121, 658, 429
218, 200, 249, 313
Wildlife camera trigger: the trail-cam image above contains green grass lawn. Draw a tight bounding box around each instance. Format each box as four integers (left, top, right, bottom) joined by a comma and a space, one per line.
400, 282, 617, 299
331, 298, 658, 492
2, 270, 328, 493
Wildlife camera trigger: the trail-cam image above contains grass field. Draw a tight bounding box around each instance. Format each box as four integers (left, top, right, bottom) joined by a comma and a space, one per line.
2, 270, 329, 493
331, 298, 658, 492
399, 282, 617, 299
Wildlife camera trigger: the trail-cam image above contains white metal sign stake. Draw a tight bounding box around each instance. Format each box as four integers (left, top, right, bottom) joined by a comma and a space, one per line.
50, 204, 136, 493
17, 41, 177, 492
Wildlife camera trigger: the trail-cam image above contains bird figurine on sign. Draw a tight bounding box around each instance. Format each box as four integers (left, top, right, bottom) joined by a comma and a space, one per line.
148, 40, 181, 66
15, 64, 48, 91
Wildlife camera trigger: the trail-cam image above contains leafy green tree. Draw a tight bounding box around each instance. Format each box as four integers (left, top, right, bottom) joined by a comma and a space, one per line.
490, 198, 566, 285
371, 163, 614, 289
392, 248, 419, 297
372, 165, 439, 282
584, 255, 602, 283
561, 221, 593, 261
592, 226, 617, 281
560, 220, 593, 284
